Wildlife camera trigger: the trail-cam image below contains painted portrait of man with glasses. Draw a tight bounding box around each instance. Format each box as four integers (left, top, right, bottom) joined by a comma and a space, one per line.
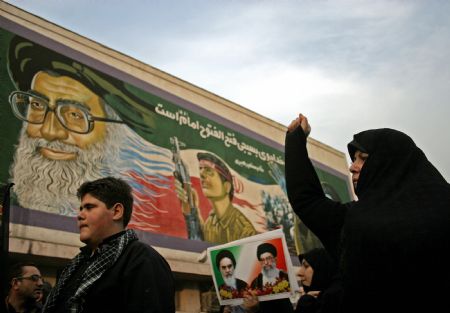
6, 35, 173, 222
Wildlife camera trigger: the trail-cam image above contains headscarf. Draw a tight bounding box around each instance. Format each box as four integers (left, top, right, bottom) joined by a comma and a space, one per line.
299, 248, 336, 293
347, 128, 447, 198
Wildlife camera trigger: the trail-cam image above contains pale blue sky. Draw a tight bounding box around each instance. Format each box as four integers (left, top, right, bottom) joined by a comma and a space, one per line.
5, 0, 450, 180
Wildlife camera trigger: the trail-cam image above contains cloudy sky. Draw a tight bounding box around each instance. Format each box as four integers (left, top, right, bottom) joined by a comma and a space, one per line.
5, 0, 450, 180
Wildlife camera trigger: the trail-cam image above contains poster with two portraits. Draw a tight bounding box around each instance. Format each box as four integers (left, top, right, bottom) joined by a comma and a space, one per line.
208, 229, 299, 306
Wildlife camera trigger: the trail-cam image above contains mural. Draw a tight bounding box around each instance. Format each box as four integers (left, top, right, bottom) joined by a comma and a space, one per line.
0, 26, 351, 254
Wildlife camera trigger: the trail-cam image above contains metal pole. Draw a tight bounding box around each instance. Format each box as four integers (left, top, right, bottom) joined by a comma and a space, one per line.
1, 183, 14, 301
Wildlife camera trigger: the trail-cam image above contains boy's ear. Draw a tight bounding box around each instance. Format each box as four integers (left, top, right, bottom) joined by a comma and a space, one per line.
112, 203, 124, 222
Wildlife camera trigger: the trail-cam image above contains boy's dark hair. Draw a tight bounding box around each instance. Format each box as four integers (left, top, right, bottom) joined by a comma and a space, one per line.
77, 176, 133, 227
8, 262, 37, 288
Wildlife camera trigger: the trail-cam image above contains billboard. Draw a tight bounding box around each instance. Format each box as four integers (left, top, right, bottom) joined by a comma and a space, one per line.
0, 19, 352, 255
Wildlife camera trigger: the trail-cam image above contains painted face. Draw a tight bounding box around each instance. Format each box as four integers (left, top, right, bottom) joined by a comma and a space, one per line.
298, 259, 314, 287
219, 257, 235, 279
26, 71, 107, 160
13, 266, 43, 301
349, 150, 369, 190
259, 252, 276, 271
77, 193, 116, 249
199, 166, 230, 200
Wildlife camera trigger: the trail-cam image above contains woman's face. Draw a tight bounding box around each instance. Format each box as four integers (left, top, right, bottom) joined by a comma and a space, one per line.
349, 150, 369, 189
298, 259, 314, 287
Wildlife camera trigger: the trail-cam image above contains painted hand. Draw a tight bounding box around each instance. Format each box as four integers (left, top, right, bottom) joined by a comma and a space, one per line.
173, 178, 199, 215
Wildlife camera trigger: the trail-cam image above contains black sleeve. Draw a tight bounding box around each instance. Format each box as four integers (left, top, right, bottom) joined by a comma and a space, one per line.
259, 298, 293, 313
295, 294, 318, 313
122, 243, 175, 313
317, 284, 344, 313
285, 127, 349, 255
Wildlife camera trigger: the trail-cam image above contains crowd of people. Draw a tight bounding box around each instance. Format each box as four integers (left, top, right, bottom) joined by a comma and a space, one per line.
4, 246, 337, 313
4, 113, 450, 313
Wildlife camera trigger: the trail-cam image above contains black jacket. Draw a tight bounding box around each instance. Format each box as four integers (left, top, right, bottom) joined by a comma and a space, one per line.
285, 127, 450, 313
259, 298, 293, 313
55, 239, 175, 313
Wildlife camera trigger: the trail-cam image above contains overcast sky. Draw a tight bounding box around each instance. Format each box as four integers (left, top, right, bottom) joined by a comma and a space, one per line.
5, 0, 450, 180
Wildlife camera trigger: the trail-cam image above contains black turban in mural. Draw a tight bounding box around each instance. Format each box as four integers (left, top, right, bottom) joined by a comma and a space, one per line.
7, 34, 156, 137
215, 250, 236, 268
256, 242, 277, 259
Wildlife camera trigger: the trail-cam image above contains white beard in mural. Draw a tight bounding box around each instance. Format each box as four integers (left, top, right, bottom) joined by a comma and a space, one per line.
10, 119, 174, 228
10, 123, 123, 215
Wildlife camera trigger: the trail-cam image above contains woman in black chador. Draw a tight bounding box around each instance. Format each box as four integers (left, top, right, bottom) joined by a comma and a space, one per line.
285, 114, 450, 313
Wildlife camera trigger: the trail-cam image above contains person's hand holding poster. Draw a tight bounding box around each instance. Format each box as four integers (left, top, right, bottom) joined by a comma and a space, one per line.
207, 229, 299, 306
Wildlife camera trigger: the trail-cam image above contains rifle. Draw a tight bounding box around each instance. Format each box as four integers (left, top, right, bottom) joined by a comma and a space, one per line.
171, 137, 203, 240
